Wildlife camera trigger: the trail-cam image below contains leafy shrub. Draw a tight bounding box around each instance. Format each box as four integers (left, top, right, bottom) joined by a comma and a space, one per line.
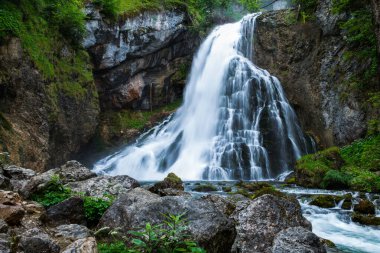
98, 213, 206, 253
84, 195, 114, 225
31, 175, 72, 207
93, 0, 119, 19
98, 242, 129, 253
321, 170, 351, 190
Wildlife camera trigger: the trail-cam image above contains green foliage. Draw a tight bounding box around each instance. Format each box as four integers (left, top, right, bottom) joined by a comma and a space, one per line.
127, 213, 205, 253
98, 242, 129, 253
321, 170, 351, 190
292, 0, 318, 21
98, 213, 205, 253
238, 0, 261, 12
31, 175, 114, 224
93, 0, 119, 19
296, 135, 380, 192
31, 175, 72, 207
84, 195, 114, 225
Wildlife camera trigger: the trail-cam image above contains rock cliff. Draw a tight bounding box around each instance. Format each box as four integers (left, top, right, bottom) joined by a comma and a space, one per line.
254, 4, 369, 147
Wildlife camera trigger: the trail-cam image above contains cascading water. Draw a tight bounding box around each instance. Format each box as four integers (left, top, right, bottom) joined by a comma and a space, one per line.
94, 13, 315, 181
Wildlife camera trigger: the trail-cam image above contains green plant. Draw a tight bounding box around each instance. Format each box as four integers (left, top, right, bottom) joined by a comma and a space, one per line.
84, 195, 114, 225
99, 213, 206, 253
128, 213, 205, 253
321, 170, 351, 190
31, 175, 72, 207
98, 241, 129, 253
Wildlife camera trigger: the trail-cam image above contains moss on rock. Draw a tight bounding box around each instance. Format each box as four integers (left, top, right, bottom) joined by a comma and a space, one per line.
353, 200, 376, 215
309, 195, 344, 208
193, 183, 218, 192
352, 213, 380, 226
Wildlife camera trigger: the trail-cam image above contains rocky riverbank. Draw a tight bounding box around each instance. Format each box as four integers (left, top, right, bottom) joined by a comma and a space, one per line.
0, 161, 331, 253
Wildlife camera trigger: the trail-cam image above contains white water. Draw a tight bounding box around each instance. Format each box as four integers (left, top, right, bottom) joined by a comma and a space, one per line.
94, 14, 314, 181
279, 187, 380, 253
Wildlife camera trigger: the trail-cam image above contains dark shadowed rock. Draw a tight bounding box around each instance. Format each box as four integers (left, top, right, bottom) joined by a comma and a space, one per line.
45, 197, 86, 226
99, 188, 236, 253
272, 226, 326, 253
0, 219, 8, 233
353, 200, 376, 215
231, 194, 312, 253
19, 228, 60, 253
66, 175, 139, 198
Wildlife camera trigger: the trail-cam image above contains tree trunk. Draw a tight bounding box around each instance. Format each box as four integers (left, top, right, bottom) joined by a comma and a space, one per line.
371, 0, 380, 85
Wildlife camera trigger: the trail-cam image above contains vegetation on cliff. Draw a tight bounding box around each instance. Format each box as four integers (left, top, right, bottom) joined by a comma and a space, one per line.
295, 135, 380, 192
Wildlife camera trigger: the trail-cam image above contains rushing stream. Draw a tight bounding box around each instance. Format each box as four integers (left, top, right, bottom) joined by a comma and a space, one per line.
94, 13, 314, 181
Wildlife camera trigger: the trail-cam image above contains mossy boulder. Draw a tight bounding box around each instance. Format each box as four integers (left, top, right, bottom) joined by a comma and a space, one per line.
149, 173, 184, 196
352, 213, 380, 226
353, 200, 376, 215
295, 147, 345, 188
251, 186, 289, 200
193, 183, 218, 192
222, 186, 232, 192
309, 195, 344, 208
235, 181, 272, 192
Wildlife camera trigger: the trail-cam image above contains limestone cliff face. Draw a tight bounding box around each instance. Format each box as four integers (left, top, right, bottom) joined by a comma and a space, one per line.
0, 5, 198, 171
0, 38, 99, 172
254, 5, 368, 147
84, 4, 197, 111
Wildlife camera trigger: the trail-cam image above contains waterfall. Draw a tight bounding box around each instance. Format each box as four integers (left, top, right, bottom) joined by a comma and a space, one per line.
93, 13, 315, 181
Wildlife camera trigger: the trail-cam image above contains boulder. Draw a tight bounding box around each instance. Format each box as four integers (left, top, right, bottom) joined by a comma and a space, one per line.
309, 195, 343, 208
149, 173, 185, 196
56, 161, 97, 183
45, 197, 86, 226
272, 226, 326, 253
351, 213, 380, 226
52, 224, 91, 249
353, 200, 376, 215
18, 228, 60, 253
231, 194, 312, 253
99, 188, 236, 253
20, 161, 96, 198
66, 175, 139, 198
62, 237, 97, 253
0, 191, 25, 225
3, 165, 36, 180
0, 204, 25, 226
0, 174, 10, 190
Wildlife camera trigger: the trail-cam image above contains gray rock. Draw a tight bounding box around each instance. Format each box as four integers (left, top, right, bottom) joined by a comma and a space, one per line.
45, 197, 86, 226
231, 194, 312, 253
53, 224, 91, 249
19, 228, 60, 253
66, 175, 139, 198
316, 0, 348, 36
3, 165, 36, 180
61, 237, 97, 253
272, 227, 326, 253
0, 174, 10, 190
3, 165, 36, 192
57, 161, 97, 183
0, 233, 10, 253
99, 188, 236, 253
20, 161, 95, 198
53, 224, 91, 240
0, 219, 8, 233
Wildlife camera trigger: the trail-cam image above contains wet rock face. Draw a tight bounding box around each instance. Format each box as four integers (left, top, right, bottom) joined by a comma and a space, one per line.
272, 226, 326, 253
0, 38, 99, 172
254, 9, 367, 147
84, 4, 197, 110
231, 194, 311, 253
